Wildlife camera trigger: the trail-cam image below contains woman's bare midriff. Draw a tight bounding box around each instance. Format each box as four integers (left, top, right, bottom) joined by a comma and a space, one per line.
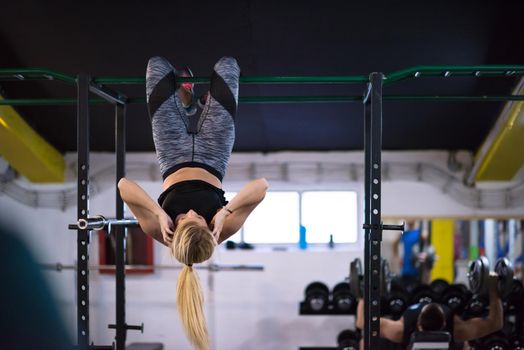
162, 167, 222, 190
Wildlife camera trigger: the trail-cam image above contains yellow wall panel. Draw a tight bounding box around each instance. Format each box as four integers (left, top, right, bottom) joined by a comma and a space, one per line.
0, 97, 64, 182
431, 219, 454, 283
476, 101, 524, 181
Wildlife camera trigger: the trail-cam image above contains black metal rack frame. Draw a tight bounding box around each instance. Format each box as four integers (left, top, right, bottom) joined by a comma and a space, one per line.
1, 65, 523, 350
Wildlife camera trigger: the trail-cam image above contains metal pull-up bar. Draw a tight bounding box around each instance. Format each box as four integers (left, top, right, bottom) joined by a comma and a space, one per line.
2, 65, 523, 85
0, 65, 523, 106
2, 95, 524, 106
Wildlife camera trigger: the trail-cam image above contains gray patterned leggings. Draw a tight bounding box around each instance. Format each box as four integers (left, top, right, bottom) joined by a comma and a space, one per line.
146, 56, 240, 181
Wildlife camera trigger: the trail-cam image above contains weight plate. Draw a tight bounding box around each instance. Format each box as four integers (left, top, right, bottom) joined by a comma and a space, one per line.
468, 256, 490, 296
494, 257, 514, 300
349, 258, 363, 299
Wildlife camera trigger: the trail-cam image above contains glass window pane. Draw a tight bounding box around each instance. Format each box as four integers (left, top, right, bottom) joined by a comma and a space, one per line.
301, 191, 358, 243
243, 192, 299, 244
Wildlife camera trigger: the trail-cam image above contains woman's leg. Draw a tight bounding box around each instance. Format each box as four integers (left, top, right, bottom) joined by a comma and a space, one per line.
193, 56, 241, 179
146, 56, 193, 179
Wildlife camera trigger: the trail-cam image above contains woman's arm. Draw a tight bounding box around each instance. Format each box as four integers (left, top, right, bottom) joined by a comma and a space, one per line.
453, 273, 503, 342
212, 178, 269, 243
117, 177, 172, 245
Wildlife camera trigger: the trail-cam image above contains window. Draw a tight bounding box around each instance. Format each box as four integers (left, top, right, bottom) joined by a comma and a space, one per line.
232, 190, 359, 245
243, 192, 300, 243
301, 191, 358, 243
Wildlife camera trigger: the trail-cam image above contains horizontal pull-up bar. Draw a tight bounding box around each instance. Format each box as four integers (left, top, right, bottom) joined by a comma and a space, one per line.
2, 95, 524, 106
1, 65, 523, 86
384, 65, 524, 84
0, 68, 76, 84
94, 75, 370, 85
0, 68, 369, 85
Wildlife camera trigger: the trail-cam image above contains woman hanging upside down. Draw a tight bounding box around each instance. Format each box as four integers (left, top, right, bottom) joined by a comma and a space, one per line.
118, 56, 268, 350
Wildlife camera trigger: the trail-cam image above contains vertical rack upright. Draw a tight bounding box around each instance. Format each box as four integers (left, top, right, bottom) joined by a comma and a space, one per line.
363, 72, 384, 350
75, 76, 131, 349
76, 74, 91, 348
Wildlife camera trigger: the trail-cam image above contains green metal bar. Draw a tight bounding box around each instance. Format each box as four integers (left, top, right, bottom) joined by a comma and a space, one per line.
129, 96, 363, 103
93, 76, 146, 85
240, 75, 368, 84
2, 95, 524, 106
94, 75, 369, 85
383, 95, 524, 101
0, 96, 362, 105
384, 65, 524, 85
2, 66, 524, 87
0, 98, 108, 106
239, 95, 363, 103
0, 68, 76, 85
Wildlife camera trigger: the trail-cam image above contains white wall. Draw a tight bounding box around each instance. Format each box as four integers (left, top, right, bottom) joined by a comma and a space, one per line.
0, 183, 360, 350
1, 151, 523, 350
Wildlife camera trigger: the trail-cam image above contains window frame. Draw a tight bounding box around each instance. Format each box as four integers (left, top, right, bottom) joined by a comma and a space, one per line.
223, 188, 362, 248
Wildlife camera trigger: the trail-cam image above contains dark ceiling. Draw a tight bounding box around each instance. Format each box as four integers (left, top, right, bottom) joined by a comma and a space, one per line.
1, 0, 523, 154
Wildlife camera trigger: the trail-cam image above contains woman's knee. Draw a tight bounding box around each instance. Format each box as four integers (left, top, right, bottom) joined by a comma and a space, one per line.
146, 56, 177, 100
146, 56, 174, 83
147, 56, 173, 71
213, 56, 240, 79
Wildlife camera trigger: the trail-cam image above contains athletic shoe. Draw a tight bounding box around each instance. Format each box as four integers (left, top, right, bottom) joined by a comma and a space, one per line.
178, 66, 194, 93
198, 91, 209, 109
176, 66, 197, 115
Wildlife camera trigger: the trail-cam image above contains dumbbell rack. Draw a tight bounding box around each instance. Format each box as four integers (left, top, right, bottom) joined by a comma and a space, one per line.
299, 301, 356, 316
298, 307, 353, 349
298, 280, 358, 350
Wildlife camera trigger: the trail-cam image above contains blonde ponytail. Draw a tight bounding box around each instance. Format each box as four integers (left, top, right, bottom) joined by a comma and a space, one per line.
171, 221, 216, 350
176, 265, 209, 350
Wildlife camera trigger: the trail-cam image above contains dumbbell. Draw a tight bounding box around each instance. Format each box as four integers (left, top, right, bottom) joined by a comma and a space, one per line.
482, 331, 510, 350
385, 291, 409, 318
441, 284, 469, 315
304, 282, 330, 312
468, 339, 482, 350
430, 279, 450, 299
465, 294, 489, 318
468, 256, 491, 296
349, 258, 363, 299
411, 244, 436, 272
337, 329, 360, 350
465, 257, 491, 317
468, 256, 515, 299
410, 284, 439, 305
332, 282, 356, 314
509, 334, 524, 350
495, 257, 514, 300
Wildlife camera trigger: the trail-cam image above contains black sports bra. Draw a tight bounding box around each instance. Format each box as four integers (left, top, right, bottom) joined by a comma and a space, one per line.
158, 180, 227, 225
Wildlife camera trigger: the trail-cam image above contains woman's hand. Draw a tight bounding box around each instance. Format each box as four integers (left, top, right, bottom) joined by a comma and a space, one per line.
157, 212, 174, 244
211, 208, 230, 242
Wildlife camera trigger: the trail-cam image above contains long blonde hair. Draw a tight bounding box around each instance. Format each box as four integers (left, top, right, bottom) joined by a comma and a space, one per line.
171, 220, 217, 350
